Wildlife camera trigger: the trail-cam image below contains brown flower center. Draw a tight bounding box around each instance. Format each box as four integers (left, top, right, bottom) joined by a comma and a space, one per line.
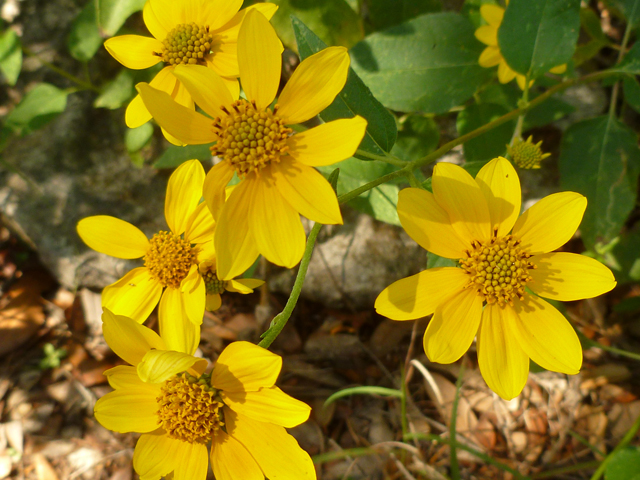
144, 230, 197, 289
156, 23, 213, 66
211, 99, 291, 177
202, 267, 227, 295
459, 235, 534, 306
157, 373, 224, 444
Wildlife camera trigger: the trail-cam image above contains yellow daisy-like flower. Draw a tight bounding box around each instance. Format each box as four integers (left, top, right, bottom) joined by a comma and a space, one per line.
507, 135, 551, 169
375, 157, 616, 400
104, 0, 277, 140
197, 255, 264, 311
95, 309, 315, 480
475, 3, 566, 90
136, 9, 368, 280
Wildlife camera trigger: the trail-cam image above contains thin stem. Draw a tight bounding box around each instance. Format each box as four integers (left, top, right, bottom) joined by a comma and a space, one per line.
355, 148, 409, 167
531, 461, 601, 479
510, 74, 531, 146
400, 366, 409, 438
22, 46, 100, 93
590, 408, 640, 480
406, 170, 422, 188
449, 364, 465, 480
609, 22, 633, 119
577, 330, 640, 362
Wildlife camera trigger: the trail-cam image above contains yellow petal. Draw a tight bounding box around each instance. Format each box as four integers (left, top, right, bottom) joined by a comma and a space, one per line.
211, 430, 263, 480
474, 25, 497, 46
249, 170, 306, 268
77, 216, 148, 259
211, 341, 281, 392
207, 43, 240, 78
512, 295, 582, 374
277, 46, 350, 125
529, 252, 616, 301
432, 162, 492, 243
516, 74, 534, 90
204, 160, 236, 221
101, 268, 163, 323
136, 82, 215, 144
190, 0, 242, 31
185, 202, 215, 244
478, 46, 502, 68
126, 66, 177, 128
287, 116, 367, 167
511, 192, 587, 254
227, 411, 316, 480
226, 278, 264, 294
102, 307, 166, 366
222, 386, 310, 428
423, 287, 483, 364
206, 293, 222, 311
165, 160, 205, 235
271, 158, 342, 224
173, 64, 235, 119
142, 0, 168, 39
133, 432, 180, 480
477, 304, 529, 400
181, 265, 206, 325
480, 4, 504, 27
498, 60, 517, 84
172, 441, 209, 480
375, 267, 469, 321
104, 35, 163, 69
475, 156, 521, 236
172, 76, 194, 111
397, 187, 470, 258
158, 288, 201, 355
214, 3, 279, 43
146, 0, 185, 31
104, 365, 151, 390
238, 9, 281, 110
549, 64, 567, 74
94, 389, 160, 433
214, 178, 261, 280
137, 348, 207, 384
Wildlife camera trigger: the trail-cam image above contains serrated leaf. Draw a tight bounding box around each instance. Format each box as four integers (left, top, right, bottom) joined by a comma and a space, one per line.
498, 0, 581, 78
94, 68, 134, 109
0, 29, 22, 85
350, 12, 490, 114
365, 0, 442, 32
271, 0, 362, 50
605, 447, 640, 480
559, 115, 640, 249
292, 16, 397, 158
98, 0, 147, 37
5, 83, 68, 135
68, 1, 103, 61
153, 144, 213, 169
457, 103, 514, 162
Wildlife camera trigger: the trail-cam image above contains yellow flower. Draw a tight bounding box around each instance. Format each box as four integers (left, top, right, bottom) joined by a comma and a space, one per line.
475, 3, 566, 90
104, 0, 277, 141
375, 157, 616, 400
507, 135, 551, 169
198, 255, 264, 311
135, 9, 368, 280
95, 309, 315, 480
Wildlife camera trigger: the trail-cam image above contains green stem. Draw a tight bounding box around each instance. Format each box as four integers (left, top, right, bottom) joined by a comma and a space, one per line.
22, 46, 100, 93
404, 433, 530, 480
449, 365, 465, 480
577, 330, 640, 362
609, 22, 633, 120
590, 409, 640, 480
510, 74, 531, 146
531, 461, 601, 479
407, 170, 422, 188
355, 148, 409, 167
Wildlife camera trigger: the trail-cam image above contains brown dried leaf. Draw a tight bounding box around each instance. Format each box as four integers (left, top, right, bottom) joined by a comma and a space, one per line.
33, 454, 59, 480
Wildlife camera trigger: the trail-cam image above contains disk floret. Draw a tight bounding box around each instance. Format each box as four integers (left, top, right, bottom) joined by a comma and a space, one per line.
507, 136, 551, 170
144, 231, 198, 289
211, 100, 292, 177
459, 235, 535, 306
202, 267, 227, 295
156, 373, 225, 444
158, 23, 213, 66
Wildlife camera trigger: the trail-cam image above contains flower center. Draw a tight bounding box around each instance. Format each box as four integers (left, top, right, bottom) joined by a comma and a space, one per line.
157, 373, 224, 444
144, 231, 197, 289
459, 235, 534, 306
156, 23, 213, 66
202, 267, 227, 295
211, 100, 292, 177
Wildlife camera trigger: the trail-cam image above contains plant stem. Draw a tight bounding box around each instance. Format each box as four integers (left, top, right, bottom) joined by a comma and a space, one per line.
510, 74, 531, 146
531, 461, 601, 479
355, 148, 409, 166
22, 46, 100, 93
608, 22, 633, 120
590, 408, 640, 480
577, 330, 640, 362
449, 364, 465, 480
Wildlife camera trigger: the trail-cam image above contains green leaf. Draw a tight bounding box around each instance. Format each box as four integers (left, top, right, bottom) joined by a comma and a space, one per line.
524, 96, 575, 128
153, 144, 213, 168
623, 76, 640, 113
5, 83, 68, 135
365, 0, 442, 33
350, 12, 490, 114
457, 103, 514, 162
98, 0, 147, 37
0, 29, 22, 85
292, 16, 397, 158
427, 252, 456, 269
68, 1, 103, 61
559, 115, 640, 249
94, 69, 134, 109
498, 0, 581, 78
614, 0, 640, 27
616, 42, 640, 74
391, 115, 439, 161
125, 122, 153, 152
318, 158, 401, 226
605, 447, 640, 480
270, 0, 362, 50
580, 7, 610, 42
607, 227, 640, 284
